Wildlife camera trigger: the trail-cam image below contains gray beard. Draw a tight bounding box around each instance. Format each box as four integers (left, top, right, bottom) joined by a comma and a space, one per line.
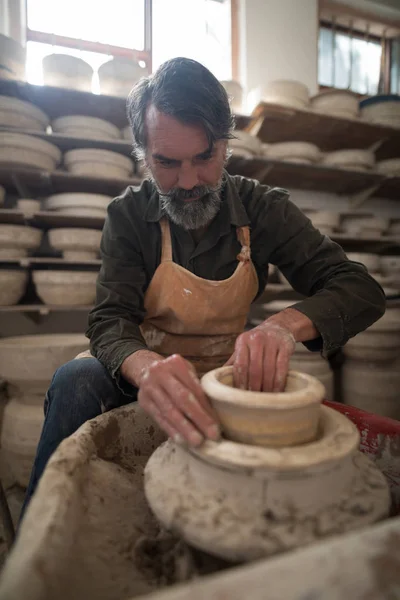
148, 172, 223, 230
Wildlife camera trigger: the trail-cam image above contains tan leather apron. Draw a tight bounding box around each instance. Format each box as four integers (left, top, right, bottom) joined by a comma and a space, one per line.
140, 217, 259, 377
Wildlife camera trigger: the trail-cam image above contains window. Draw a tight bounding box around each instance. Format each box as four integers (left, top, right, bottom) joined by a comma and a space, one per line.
318, 25, 383, 95
25, 0, 234, 91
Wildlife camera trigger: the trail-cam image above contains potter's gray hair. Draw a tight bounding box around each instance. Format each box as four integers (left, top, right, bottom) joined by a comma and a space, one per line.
126, 57, 235, 159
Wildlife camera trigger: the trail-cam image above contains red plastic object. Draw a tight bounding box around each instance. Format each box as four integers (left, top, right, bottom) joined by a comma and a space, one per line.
324, 400, 400, 515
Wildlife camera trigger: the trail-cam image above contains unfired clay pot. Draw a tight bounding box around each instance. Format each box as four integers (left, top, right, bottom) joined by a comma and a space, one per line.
343, 308, 400, 362
342, 359, 400, 420
201, 367, 325, 447
0, 333, 88, 394
33, 270, 97, 306
0, 394, 44, 487
144, 404, 390, 562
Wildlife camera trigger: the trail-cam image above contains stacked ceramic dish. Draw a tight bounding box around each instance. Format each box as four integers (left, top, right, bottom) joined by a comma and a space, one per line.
340, 215, 389, 238
48, 228, 102, 261
376, 158, 400, 176
229, 131, 262, 158
98, 57, 147, 97
16, 199, 41, 215
0, 34, 26, 81
360, 95, 400, 128
0, 224, 42, 258
42, 54, 93, 92
260, 80, 310, 110
306, 211, 340, 235
321, 149, 375, 172
52, 115, 121, 141
0, 133, 61, 171
0, 96, 49, 131
44, 193, 112, 218
220, 80, 244, 113
0, 270, 28, 306
263, 142, 321, 165
64, 148, 133, 179
33, 270, 98, 305
310, 90, 359, 119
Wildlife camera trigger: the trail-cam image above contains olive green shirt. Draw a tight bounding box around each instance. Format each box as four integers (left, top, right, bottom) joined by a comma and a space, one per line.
87, 172, 385, 389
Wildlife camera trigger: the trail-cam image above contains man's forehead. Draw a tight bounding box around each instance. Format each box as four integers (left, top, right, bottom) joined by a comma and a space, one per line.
145, 105, 211, 158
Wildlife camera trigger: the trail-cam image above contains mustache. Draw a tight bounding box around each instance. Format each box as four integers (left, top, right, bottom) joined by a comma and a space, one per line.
161, 183, 222, 202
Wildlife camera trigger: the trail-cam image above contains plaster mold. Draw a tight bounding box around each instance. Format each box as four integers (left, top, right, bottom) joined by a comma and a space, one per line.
42, 54, 93, 92
0, 133, 61, 171
0, 225, 42, 259
48, 228, 102, 260
343, 309, 400, 362
64, 148, 133, 179
310, 89, 359, 119
52, 116, 121, 140
0, 96, 48, 131
33, 270, 97, 305
0, 270, 28, 306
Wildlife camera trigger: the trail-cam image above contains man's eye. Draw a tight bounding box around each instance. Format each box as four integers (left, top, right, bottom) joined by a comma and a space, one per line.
159, 160, 177, 168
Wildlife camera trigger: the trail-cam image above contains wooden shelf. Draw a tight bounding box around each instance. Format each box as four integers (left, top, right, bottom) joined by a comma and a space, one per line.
0, 304, 93, 313
0, 79, 251, 131
227, 156, 400, 201
0, 257, 101, 268
0, 208, 105, 229
0, 127, 134, 157
251, 102, 400, 161
0, 166, 140, 197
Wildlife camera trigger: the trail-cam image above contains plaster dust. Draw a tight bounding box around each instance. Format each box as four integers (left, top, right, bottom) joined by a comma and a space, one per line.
0, 405, 226, 600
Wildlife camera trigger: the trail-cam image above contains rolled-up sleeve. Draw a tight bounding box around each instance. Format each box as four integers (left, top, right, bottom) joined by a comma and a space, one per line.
86, 198, 149, 391
247, 183, 386, 356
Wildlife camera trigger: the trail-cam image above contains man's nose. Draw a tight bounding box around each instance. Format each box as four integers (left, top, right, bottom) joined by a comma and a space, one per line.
177, 163, 200, 190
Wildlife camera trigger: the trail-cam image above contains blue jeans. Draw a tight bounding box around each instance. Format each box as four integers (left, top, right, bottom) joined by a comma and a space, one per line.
21, 358, 136, 519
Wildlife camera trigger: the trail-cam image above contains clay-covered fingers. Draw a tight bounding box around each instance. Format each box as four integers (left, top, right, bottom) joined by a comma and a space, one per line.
272, 339, 294, 392
231, 340, 249, 390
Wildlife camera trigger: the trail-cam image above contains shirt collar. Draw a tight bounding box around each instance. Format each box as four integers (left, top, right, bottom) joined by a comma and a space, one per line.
143, 170, 249, 227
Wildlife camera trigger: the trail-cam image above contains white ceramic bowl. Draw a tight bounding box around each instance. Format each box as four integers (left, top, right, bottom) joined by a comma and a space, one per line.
33, 270, 98, 305
0, 132, 61, 171
0, 270, 28, 306
42, 54, 93, 92
52, 115, 121, 140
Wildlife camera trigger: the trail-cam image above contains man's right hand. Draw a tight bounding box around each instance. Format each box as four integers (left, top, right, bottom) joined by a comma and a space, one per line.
128, 353, 220, 446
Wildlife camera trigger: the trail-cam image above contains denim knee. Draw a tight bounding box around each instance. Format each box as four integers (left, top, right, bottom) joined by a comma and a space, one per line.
48, 357, 121, 414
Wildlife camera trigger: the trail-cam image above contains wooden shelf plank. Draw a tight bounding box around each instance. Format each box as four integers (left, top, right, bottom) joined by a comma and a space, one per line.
0, 304, 93, 313
0, 166, 140, 197
251, 102, 400, 160
32, 211, 105, 230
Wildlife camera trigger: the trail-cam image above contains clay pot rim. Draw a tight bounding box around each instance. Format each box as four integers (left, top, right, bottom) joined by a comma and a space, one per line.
202, 366, 324, 409
190, 405, 360, 471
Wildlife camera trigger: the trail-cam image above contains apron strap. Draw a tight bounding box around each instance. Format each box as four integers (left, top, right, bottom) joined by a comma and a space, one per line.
160, 218, 173, 263
160, 218, 251, 264
236, 226, 251, 262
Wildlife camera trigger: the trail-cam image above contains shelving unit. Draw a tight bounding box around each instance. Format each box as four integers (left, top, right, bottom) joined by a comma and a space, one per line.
0, 209, 105, 230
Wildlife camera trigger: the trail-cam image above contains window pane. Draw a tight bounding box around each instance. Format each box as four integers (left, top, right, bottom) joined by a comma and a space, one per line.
27, 0, 145, 50
318, 26, 382, 95
152, 0, 232, 80
391, 39, 400, 94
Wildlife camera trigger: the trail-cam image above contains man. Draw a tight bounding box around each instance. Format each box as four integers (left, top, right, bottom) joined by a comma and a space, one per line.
23, 57, 385, 505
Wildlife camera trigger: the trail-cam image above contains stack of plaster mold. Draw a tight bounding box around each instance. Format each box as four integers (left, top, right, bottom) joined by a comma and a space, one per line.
249, 300, 334, 400
52, 115, 121, 141
343, 307, 400, 419
0, 270, 28, 306
259, 80, 310, 110
228, 131, 262, 158
44, 193, 113, 219
98, 57, 147, 97
42, 54, 93, 92
263, 142, 321, 165
0, 96, 49, 131
321, 148, 375, 172
33, 270, 98, 305
310, 89, 359, 119
0, 34, 26, 81
0, 133, 61, 171
48, 228, 102, 261
0, 224, 42, 259
360, 94, 400, 128
340, 214, 389, 238
0, 334, 88, 488
64, 148, 134, 179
